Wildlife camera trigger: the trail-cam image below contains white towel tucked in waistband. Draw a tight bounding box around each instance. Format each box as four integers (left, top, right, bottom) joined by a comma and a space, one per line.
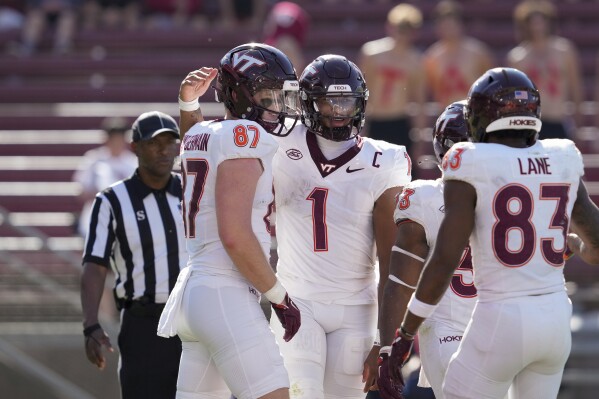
157, 266, 192, 338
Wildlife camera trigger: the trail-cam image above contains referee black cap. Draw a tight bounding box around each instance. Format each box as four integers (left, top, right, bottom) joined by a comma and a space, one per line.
132, 111, 180, 142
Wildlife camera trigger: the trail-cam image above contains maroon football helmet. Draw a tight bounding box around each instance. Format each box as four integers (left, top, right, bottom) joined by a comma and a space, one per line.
215, 43, 300, 136
432, 100, 470, 162
299, 55, 368, 141
465, 67, 541, 144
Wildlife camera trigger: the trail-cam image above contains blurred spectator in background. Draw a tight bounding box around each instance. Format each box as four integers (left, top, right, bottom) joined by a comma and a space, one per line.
423, 0, 494, 109
595, 52, 599, 135
262, 1, 309, 72
142, 0, 201, 30
359, 3, 426, 160
0, 0, 24, 31
81, 0, 141, 31
218, 0, 266, 30
507, 0, 583, 140
72, 116, 137, 237
18, 0, 81, 55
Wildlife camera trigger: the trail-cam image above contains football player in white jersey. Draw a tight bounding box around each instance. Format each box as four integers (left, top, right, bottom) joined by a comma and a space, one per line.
387, 67, 599, 399
157, 43, 303, 399
376, 101, 473, 399
270, 54, 412, 399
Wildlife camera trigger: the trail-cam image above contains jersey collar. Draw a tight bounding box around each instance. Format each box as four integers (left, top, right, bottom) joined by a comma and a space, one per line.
306, 132, 363, 178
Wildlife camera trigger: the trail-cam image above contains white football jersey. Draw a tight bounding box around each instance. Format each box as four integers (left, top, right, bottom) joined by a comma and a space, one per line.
181, 119, 277, 279
394, 179, 476, 331
273, 125, 412, 304
443, 139, 584, 301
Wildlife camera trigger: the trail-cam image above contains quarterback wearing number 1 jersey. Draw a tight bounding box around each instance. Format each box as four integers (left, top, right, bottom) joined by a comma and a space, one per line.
274, 124, 411, 303
270, 55, 412, 399
273, 124, 411, 398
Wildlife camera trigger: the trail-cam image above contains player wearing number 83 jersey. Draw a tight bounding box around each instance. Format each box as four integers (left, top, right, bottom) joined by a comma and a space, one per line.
394, 68, 599, 399
443, 139, 583, 300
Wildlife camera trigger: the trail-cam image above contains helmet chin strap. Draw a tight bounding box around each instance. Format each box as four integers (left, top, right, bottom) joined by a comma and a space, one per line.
314, 133, 357, 159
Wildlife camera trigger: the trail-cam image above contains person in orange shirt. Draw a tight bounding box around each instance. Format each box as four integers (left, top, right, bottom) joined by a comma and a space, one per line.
507, 0, 583, 140
423, 0, 494, 109
358, 3, 426, 158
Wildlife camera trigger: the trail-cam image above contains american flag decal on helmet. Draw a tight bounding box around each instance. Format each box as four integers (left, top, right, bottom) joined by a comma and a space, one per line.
514, 90, 528, 100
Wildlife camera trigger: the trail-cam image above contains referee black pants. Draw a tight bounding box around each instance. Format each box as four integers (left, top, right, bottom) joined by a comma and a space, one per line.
118, 303, 182, 399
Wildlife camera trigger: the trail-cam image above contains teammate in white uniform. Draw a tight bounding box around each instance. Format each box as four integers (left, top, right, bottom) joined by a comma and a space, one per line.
270, 55, 412, 399
157, 43, 302, 399
388, 68, 599, 399
376, 101, 473, 399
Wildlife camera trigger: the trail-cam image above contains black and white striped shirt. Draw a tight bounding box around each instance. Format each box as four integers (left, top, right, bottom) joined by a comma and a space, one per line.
83, 170, 187, 304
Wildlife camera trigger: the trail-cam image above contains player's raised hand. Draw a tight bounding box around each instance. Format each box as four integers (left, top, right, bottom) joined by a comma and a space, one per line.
179, 67, 218, 102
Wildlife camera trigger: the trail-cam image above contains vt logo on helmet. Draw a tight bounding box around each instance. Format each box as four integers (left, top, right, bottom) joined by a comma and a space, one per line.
214, 43, 301, 136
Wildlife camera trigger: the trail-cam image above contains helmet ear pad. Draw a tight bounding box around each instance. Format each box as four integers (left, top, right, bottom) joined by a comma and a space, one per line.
217, 63, 258, 120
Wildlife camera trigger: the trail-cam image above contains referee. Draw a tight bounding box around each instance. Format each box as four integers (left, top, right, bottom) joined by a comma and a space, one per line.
80, 111, 187, 399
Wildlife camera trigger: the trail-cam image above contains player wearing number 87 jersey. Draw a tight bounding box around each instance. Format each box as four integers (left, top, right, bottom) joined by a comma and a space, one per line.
270, 54, 412, 398
394, 67, 599, 399
377, 101, 474, 399
158, 43, 302, 399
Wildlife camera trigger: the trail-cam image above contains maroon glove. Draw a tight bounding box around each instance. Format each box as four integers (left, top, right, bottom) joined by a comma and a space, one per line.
388, 329, 414, 383
271, 294, 301, 342
377, 351, 406, 399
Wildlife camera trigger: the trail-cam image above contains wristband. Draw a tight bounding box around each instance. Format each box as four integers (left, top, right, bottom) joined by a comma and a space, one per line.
264, 280, 287, 305
407, 293, 438, 319
399, 325, 416, 340
178, 97, 199, 112
83, 323, 102, 337
374, 329, 381, 346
